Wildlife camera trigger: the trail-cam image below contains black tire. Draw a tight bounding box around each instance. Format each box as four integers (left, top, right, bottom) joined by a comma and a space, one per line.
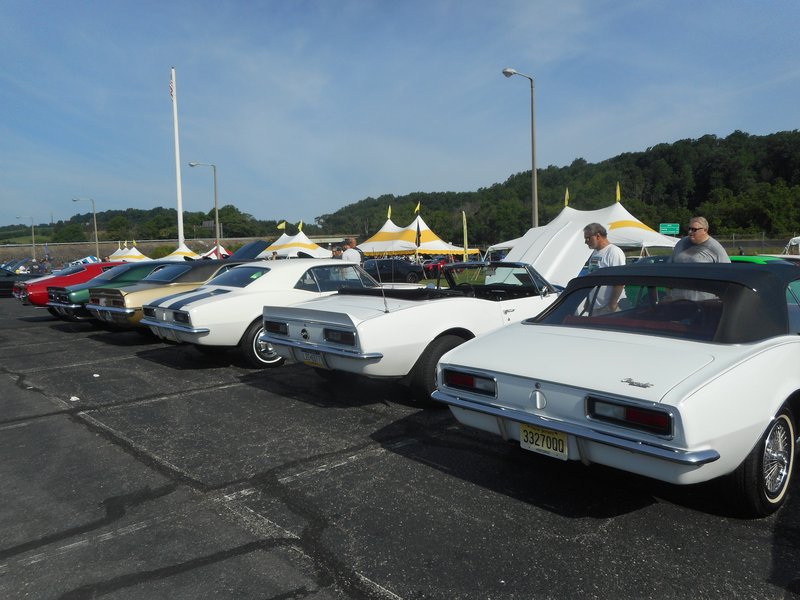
406, 272, 419, 284
409, 334, 465, 404
239, 320, 285, 368
46, 306, 59, 318
732, 404, 795, 517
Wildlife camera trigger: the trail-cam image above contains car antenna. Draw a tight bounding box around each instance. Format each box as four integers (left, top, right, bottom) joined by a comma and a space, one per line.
376, 256, 390, 313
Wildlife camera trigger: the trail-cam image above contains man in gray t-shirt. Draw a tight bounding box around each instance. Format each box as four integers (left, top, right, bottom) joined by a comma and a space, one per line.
672, 216, 730, 263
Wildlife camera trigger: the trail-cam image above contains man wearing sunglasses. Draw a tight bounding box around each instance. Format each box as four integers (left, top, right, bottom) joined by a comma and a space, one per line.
671, 216, 730, 263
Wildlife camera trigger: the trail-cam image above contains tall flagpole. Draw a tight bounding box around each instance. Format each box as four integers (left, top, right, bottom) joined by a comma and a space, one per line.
170, 67, 185, 245
462, 211, 468, 262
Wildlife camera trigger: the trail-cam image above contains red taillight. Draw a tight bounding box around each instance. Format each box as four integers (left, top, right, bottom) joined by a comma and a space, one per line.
443, 369, 495, 396
588, 397, 672, 436
626, 407, 671, 431
444, 371, 474, 387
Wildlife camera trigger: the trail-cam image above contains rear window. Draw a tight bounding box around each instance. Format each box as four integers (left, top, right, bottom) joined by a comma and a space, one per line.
141, 264, 193, 283
539, 282, 733, 342
208, 266, 270, 288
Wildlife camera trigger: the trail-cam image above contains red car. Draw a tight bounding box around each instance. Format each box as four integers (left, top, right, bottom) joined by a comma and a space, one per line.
15, 262, 123, 311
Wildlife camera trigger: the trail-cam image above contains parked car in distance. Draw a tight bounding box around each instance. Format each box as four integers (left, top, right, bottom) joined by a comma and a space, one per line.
433, 262, 800, 517
48, 261, 170, 321
141, 259, 381, 367
363, 258, 426, 284
86, 260, 251, 328
15, 262, 122, 311
729, 255, 798, 265
0, 264, 41, 298
262, 261, 562, 400
422, 257, 448, 277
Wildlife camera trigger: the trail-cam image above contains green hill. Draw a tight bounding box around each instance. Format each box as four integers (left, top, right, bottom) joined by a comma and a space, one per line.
3, 130, 799, 247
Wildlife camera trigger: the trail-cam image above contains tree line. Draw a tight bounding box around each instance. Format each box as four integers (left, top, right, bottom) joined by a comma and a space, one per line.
3, 129, 799, 248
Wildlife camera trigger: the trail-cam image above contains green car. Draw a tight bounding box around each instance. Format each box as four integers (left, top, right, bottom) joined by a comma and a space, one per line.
47, 261, 170, 321
730, 255, 795, 265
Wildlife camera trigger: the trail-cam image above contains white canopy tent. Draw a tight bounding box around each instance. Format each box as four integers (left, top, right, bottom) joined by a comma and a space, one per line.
358, 219, 418, 256
115, 246, 151, 262
108, 242, 127, 260
257, 231, 333, 259
200, 244, 230, 259
402, 215, 480, 256
503, 203, 679, 287
490, 204, 678, 255
163, 242, 200, 261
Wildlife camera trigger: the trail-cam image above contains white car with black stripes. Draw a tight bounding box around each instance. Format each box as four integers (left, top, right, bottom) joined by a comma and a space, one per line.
141, 259, 382, 367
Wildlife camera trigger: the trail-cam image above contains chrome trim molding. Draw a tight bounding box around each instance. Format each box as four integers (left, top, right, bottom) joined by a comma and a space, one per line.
259, 332, 382, 360
85, 304, 135, 316
139, 318, 209, 335
431, 390, 720, 466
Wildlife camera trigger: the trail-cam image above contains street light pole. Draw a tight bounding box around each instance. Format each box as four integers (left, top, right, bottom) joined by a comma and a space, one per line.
503, 67, 538, 228
16, 215, 35, 260
188, 162, 220, 257
72, 198, 100, 258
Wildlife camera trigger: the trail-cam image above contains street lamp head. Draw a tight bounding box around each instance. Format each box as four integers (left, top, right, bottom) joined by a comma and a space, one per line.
188, 162, 199, 167
502, 68, 517, 78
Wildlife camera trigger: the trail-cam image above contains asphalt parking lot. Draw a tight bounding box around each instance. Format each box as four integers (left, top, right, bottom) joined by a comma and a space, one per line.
1, 297, 799, 600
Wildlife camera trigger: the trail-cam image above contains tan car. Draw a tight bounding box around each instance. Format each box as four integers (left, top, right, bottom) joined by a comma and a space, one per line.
86, 260, 249, 328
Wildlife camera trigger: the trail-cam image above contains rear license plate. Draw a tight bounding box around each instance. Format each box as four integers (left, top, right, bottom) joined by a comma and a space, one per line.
300, 349, 326, 369
519, 423, 568, 460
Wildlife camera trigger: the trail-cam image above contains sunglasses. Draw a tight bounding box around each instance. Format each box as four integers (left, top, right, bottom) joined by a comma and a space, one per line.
688, 227, 705, 232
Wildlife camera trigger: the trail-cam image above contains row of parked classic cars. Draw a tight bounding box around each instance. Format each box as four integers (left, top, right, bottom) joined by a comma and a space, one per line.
10, 240, 800, 518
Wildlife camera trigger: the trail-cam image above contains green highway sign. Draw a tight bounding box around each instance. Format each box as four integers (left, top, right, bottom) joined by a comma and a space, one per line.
659, 223, 680, 235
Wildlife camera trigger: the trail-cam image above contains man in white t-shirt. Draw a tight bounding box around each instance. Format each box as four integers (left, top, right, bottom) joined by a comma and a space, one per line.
341, 238, 362, 263
583, 222, 626, 313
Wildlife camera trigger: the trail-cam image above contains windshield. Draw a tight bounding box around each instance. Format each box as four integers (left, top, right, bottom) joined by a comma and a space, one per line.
442, 262, 551, 292
208, 266, 270, 288
295, 264, 381, 292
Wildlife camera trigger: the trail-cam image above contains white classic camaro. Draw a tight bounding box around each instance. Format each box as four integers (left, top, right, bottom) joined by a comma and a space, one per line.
433, 262, 800, 517
261, 261, 562, 400
140, 259, 381, 367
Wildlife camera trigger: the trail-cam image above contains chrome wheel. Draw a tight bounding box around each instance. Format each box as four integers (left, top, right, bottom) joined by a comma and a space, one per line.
241, 320, 285, 368
763, 414, 793, 500
732, 404, 795, 517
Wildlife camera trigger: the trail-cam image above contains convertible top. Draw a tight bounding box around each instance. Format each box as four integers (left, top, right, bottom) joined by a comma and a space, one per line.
553, 263, 800, 343
577, 262, 800, 291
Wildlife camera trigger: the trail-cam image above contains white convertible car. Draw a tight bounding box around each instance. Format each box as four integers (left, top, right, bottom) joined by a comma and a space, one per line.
140, 259, 381, 367
261, 261, 562, 400
433, 262, 800, 517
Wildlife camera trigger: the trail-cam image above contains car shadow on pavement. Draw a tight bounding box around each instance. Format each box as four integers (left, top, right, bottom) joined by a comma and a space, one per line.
86, 329, 166, 347
369, 410, 785, 520
769, 482, 800, 597
134, 344, 245, 371
240, 362, 422, 410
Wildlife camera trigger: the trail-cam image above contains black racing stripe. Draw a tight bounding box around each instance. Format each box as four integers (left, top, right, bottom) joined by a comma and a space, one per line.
164, 288, 231, 310
147, 288, 208, 308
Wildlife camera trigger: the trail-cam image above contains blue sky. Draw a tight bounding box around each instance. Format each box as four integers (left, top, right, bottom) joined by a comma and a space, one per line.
2, 0, 799, 231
